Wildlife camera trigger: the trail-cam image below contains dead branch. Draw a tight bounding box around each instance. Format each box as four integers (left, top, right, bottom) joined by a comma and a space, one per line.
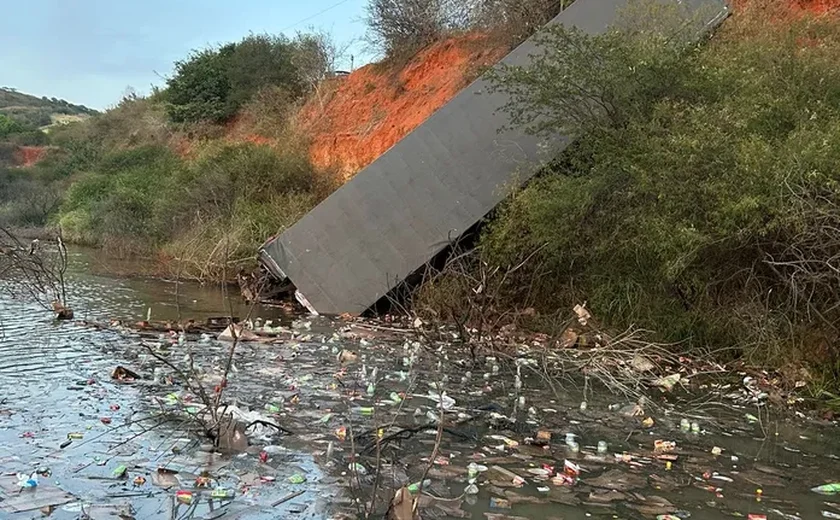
0, 226, 71, 316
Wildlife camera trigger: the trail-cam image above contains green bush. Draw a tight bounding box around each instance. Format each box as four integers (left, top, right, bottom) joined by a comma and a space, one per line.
170, 142, 314, 227
0, 114, 25, 138
61, 145, 185, 247
165, 34, 305, 123
482, 4, 840, 368
166, 45, 236, 123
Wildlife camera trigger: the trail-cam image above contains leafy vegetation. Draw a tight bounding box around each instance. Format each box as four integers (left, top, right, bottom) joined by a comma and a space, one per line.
464, 1, 840, 377
0, 28, 342, 278
164, 34, 320, 123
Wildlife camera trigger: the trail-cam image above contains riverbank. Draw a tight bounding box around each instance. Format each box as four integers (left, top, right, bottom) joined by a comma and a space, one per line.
3, 264, 838, 520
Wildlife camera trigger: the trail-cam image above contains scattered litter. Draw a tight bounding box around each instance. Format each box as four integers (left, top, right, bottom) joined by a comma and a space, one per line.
111, 365, 140, 381
654, 440, 676, 453
812, 483, 840, 495
218, 324, 260, 342
175, 490, 193, 505
489, 497, 511, 509
654, 373, 681, 392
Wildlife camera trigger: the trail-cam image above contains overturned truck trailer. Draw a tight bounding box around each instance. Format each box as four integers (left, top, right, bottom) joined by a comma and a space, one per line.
260, 0, 730, 316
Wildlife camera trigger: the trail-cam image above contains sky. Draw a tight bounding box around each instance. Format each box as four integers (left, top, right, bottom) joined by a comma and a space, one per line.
0, 0, 370, 110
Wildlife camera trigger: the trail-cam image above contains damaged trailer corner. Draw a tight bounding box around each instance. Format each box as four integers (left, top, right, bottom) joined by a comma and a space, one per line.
259, 0, 731, 316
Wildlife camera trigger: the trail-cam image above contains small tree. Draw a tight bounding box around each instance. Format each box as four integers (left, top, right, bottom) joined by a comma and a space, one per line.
165, 45, 235, 123
165, 34, 304, 123
227, 34, 304, 109
476, 0, 566, 43
365, 0, 449, 58
0, 114, 24, 138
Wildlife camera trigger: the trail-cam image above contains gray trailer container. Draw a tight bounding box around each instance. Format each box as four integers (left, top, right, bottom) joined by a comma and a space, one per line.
260, 0, 730, 315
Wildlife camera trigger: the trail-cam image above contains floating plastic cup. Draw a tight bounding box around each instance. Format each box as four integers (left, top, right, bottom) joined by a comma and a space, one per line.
579, 401, 588, 411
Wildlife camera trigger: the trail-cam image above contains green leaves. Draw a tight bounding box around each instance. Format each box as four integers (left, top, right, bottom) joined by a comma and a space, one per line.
165, 34, 309, 124
484, 3, 840, 359
0, 114, 24, 138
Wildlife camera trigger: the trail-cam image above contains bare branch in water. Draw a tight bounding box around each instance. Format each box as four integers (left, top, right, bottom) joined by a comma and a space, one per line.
0, 226, 71, 317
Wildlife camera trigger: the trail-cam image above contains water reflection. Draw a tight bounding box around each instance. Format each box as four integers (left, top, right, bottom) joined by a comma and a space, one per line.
65, 246, 288, 323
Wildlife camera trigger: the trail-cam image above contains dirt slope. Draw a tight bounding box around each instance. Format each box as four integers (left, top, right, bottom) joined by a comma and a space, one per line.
793, 0, 840, 12
298, 33, 509, 179
13, 146, 50, 167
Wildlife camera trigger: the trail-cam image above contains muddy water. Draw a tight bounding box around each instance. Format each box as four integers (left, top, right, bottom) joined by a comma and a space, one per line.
1, 248, 839, 520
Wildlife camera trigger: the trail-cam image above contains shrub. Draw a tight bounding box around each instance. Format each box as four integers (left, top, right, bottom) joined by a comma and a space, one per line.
162, 142, 322, 279
171, 142, 314, 226
365, 0, 450, 58
0, 114, 25, 138
165, 34, 304, 123
475, 0, 567, 44
479, 2, 840, 369
227, 35, 304, 109
165, 45, 236, 123
61, 145, 185, 248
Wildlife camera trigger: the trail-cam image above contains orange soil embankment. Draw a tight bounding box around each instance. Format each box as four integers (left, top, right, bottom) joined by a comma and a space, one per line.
299, 33, 509, 179
732, 0, 840, 13
13, 146, 50, 167
793, 0, 840, 13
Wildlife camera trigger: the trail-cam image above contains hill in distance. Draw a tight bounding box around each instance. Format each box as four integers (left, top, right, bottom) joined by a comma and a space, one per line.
0, 86, 98, 129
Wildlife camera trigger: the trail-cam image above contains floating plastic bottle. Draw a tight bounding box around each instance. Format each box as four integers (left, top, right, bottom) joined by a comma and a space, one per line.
407, 479, 432, 493
579, 401, 588, 411
17, 473, 37, 489
691, 422, 701, 434
211, 487, 234, 499
349, 463, 368, 476
680, 418, 691, 432
597, 441, 608, 454
812, 483, 840, 495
